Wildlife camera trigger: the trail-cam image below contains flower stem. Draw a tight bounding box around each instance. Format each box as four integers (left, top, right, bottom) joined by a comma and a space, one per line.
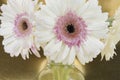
50, 63, 71, 80
107, 17, 114, 27
37, 62, 85, 80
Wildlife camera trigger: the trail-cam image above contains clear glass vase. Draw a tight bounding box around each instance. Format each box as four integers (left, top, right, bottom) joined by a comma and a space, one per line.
36, 62, 85, 80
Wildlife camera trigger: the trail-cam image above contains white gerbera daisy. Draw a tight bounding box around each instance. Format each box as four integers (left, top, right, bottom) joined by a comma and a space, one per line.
36, 0, 109, 65
101, 7, 120, 60
0, 0, 41, 59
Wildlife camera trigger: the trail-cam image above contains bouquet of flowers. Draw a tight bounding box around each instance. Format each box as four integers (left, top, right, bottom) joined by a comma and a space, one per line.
0, 0, 120, 80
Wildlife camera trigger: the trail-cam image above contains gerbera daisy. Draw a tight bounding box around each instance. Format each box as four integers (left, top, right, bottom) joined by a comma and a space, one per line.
101, 7, 120, 60
35, 0, 109, 65
0, 0, 41, 59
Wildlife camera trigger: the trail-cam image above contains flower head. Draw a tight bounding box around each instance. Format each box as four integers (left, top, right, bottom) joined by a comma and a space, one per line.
101, 7, 120, 60
54, 11, 87, 47
36, 0, 109, 65
0, 0, 41, 59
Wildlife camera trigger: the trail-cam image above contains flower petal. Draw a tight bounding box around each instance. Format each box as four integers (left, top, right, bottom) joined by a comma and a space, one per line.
77, 36, 104, 64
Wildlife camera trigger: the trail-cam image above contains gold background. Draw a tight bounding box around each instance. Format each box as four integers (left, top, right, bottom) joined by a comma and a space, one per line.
0, 0, 120, 80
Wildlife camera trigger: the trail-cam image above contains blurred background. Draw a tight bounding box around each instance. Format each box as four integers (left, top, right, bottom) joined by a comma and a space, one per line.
0, 0, 120, 80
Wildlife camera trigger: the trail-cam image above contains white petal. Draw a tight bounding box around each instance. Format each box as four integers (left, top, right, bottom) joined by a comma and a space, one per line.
21, 49, 29, 60
31, 45, 40, 57
37, 34, 55, 43
68, 47, 76, 65
78, 0, 108, 39
39, 5, 57, 18
7, 0, 22, 13
48, 41, 63, 61
4, 40, 21, 57
35, 30, 52, 37
0, 23, 13, 36
67, 0, 86, 13
44, 0, 63, 16
77, 46, 85, 65
50, 44, 63, 63
64, 46, 76, 65
55, 44, 70, 63
44, 39, 55, 55
2, 36, 16, 45
77, 36, 104, 64
79, 0, 99, 16
1, 4, 16, 15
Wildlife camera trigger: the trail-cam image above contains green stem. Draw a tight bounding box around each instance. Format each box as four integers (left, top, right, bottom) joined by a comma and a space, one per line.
107, 17, 114, 27
37, 62, 85, 80
50, 63, 71, 80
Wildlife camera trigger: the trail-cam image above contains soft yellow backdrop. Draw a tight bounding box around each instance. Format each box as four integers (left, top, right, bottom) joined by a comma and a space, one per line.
99, 0, 120, 16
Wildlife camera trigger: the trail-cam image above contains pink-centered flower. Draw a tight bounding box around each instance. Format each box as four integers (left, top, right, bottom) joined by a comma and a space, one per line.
0, 0, 41, 59
36, 0, 109, 65
14, 13, 32, 38
54, 11, 87, 47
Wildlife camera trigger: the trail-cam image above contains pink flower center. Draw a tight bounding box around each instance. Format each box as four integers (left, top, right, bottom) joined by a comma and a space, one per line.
54, 11, 87, 47
14, 13, 32, 38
